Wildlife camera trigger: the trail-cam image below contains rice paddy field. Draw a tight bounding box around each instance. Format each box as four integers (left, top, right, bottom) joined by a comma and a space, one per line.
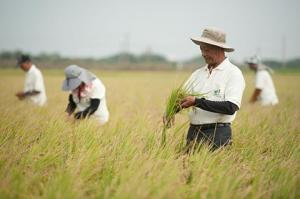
0, 69, 299, 199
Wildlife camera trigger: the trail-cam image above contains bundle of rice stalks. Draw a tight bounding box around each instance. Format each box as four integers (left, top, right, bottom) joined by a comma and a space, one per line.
164, 83, 205, 129
161, 81, 206, 146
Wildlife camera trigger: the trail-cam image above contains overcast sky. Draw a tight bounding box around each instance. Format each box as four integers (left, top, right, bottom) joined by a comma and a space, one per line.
0, 0, 299, 62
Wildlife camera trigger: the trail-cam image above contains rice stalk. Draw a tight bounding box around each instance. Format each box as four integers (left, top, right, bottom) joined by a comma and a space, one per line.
161, 80, 206, 146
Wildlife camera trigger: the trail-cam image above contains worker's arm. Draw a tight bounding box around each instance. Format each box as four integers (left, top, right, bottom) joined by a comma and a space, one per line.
66, 94, 77, 115
74, 98, 100, 119
249, 88, 262, 103
16, 90, 40, 100
194, 98, 239, 115
181, 96, 239, 115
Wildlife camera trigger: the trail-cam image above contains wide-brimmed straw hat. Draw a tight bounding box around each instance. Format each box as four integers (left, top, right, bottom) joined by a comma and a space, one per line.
191, 27, 234, 52
62, 65, 96, 91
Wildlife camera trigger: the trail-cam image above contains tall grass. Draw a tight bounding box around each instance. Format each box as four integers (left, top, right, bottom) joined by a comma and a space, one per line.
0, 70, 299, 199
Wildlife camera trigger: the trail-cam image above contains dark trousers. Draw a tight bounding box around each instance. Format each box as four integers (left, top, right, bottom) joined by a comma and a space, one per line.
186, 124, 232, 151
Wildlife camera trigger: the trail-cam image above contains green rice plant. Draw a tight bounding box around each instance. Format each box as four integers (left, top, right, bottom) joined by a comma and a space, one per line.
161, 80, 206, 146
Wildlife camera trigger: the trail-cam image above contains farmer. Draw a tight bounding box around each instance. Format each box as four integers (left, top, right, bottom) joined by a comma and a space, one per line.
179, 28, 245, 150
15, 54, 47, 106
246, 56, 279, 106
62, 65, 109, 125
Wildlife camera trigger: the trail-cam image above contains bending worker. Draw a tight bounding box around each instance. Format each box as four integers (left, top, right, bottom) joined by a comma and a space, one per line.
62, 65, 109, 125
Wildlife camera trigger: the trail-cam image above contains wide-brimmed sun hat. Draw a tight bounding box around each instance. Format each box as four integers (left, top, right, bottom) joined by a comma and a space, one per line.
62, 65, 96, 91
191, 27, 234, 52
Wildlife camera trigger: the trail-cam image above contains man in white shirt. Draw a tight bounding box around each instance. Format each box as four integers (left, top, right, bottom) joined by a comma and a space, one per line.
15, 55, 47, 106
179, 28, 245, 150
62, 65, 109, 125
246, 56, 279, 106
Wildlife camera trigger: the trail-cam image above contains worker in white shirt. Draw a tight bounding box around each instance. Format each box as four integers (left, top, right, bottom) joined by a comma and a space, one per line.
178, 28, 245, 150
62, 65, 109, 125
246, 56, 279, 106
15, 55, 47, 106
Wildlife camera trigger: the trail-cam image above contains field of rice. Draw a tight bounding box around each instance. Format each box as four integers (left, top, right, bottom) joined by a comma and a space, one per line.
0, 69, 299, 199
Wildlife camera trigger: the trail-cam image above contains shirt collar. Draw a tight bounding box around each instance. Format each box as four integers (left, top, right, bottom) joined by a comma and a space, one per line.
204, 57, 229, 71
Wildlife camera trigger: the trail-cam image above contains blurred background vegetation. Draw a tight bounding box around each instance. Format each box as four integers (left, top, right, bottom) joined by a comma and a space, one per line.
1, 50, 300, 71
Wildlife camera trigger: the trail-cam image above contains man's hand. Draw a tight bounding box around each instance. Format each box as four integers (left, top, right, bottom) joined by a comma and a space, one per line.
180, 96, 196, 109
249, 89, 262, 103
15, 91, 25, 100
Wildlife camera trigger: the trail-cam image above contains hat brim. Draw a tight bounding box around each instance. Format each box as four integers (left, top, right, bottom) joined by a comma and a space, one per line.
191, 37, 234, 52
62, 78, 82, 91
62, 68, 96, 91
79, 70, 96, 84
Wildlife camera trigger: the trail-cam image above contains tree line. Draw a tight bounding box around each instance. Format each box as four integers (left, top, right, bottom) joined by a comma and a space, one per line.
0, 50, 299, 70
